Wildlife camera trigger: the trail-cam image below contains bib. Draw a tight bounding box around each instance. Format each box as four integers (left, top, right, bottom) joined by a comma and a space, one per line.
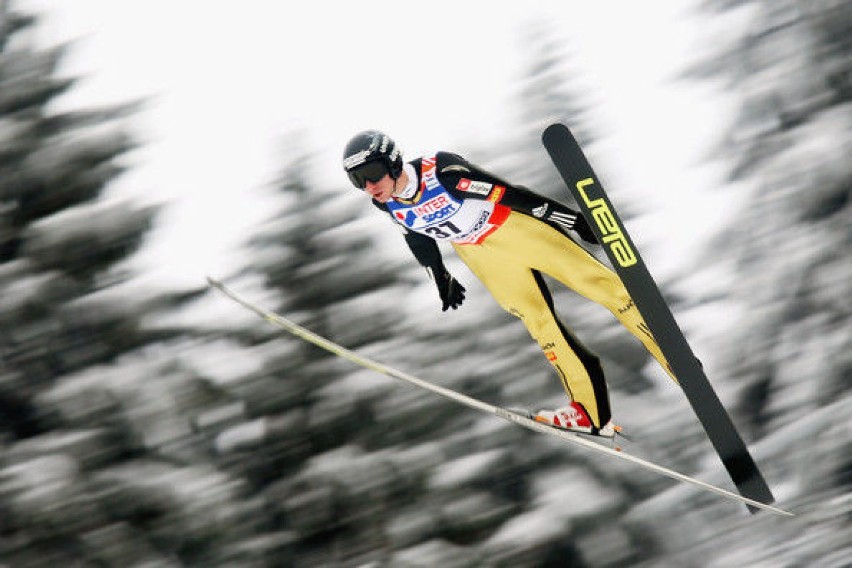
385, 156, 509, 244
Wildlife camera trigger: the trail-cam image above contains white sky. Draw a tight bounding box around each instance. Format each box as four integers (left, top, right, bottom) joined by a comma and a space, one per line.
22, 0, 739, 287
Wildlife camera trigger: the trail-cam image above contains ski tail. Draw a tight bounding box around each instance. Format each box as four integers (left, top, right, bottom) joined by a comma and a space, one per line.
542, 123, 776, 513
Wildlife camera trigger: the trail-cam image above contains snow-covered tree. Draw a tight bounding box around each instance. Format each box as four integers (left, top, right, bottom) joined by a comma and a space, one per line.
628, 1, 852, 564
688, 0, 850, 432
0, 5, 156, 438
0, 4, 256, 565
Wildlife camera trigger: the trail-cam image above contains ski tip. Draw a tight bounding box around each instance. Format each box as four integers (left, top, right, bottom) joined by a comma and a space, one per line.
541, 123, 569, 143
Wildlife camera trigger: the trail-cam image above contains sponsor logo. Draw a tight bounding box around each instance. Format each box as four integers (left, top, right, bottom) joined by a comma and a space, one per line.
423, 206, 456, 223
549, 211, 577, 231
452, 210, 495, 245
413, 195, 452, 217
469, 210, 490, 233
421, 157, 440, 190
617, 299, 634, 314
546, 351, 558, 362
473, 210, 499, 242
488, 185, 505, 203
394, 195, 460, 226
559, 406, 585, 425
532, 204, 549, 218
395, 210, 418, 226
576, 177, 637, 267
456, 178, 493, 196
343, 150, 370, 170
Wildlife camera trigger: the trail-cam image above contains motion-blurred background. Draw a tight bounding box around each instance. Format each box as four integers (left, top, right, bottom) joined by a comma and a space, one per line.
0, 1, 849, 566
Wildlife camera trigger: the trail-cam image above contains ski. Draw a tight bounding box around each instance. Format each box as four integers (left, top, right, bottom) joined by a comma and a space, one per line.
206, 277, 793, 517
542, 123, 776, 513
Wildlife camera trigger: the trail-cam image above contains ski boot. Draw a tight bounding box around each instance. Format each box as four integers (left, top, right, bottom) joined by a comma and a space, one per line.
533, 402, 618, 438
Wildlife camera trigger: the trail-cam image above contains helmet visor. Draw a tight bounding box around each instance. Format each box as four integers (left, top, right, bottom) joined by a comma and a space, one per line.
347, 160, 390, 189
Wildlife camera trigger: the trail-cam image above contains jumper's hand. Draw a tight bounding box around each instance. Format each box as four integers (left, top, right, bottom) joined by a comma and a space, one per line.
435, 269, 466, 311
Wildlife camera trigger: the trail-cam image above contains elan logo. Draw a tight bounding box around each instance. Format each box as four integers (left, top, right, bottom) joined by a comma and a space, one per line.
576, 177, 637, 268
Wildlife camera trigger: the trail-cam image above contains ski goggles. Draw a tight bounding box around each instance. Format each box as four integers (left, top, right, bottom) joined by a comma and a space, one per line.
347, 160, 390, 189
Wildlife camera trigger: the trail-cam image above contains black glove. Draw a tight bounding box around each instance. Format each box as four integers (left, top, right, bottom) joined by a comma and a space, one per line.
433, 268, 466, 311
571, 213, 599, 245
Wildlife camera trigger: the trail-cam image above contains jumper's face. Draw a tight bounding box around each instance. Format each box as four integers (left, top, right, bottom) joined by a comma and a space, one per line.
364, 174, 396, 202
349, 160, 395, 202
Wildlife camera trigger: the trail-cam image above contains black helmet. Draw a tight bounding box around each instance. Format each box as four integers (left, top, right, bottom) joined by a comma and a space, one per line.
342, 130, 403, 187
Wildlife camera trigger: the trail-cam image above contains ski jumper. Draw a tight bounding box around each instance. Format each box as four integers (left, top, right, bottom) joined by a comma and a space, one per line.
375, 152, 673, 428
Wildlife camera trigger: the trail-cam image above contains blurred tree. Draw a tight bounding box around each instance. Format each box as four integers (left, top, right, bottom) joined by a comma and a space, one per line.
0, 4, 252, 566
512, 19, 596, 199
250, 132, 408, 347
210, 131, 422, 486
624, 2, 852, 564
688, 0, 851, 434
0, 4, 162, 439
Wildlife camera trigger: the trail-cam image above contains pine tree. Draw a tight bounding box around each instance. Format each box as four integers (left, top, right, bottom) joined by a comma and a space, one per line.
211, 132, 421, 485
252, 134, 407, 345
498, 19, 596, 201
688, 0, 850, 432
627, 1, 852, 563
0, 6, 158, 439
0, 5, 255, 565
